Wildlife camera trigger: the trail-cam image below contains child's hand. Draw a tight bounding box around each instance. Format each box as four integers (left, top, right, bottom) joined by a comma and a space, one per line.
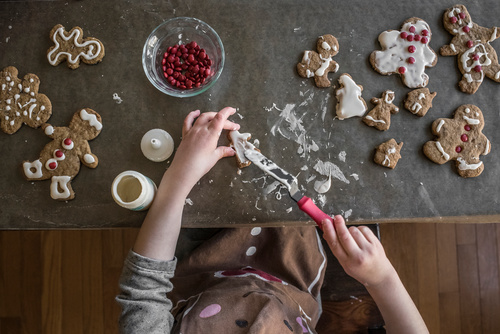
168, 107, 240, 190
322, 215, 397, 288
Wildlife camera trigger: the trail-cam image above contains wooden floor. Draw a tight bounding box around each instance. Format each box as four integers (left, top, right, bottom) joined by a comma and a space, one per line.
0, 223, 499, 334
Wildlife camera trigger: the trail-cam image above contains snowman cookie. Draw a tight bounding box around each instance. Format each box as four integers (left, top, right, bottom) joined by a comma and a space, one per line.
370, 17, 438, 88
0, 66, 52, 134
440, 5, 500, 94
423, 104, 491, 178
363, 90, 399, 131
335, 73, 367, 120
22, 109, 102, 200
296, 34, 340, 87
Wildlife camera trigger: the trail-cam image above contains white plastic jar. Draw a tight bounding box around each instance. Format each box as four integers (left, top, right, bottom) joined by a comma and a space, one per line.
111, 171, 157, 211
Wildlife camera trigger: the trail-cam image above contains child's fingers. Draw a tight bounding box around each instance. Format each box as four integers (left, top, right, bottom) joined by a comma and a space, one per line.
349, 226, 370, 250
358, 226, 379, 245
215, 146, 236, 159
208, 107, 237, 132
334, 215, 361, 255
183, 110, 201, 136
322, 219, 347, 259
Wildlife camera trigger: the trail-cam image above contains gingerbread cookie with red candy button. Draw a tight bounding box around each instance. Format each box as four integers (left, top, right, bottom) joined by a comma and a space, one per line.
0, 66, 52, 134
296, 34, 340, 88
22, 108, 102, 200
423, 104, 491, 178
370, 17, 438, 88
363, 90, 399, 131
228, 130, 259, 168
47, 24, 105, 69
440, 5, 500, 94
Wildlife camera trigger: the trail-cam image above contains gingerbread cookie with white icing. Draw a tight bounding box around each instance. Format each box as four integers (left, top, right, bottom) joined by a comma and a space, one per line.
404, 88, 436, 117
228, 130, 259, 168
374, 139, 403, 169
47, 24, 105, 69
22, 108, 102, 200
296, 34, 340, 88
370, 17, 438, 88
363, 90, 399, 131
423, 104, 490, 178
440, 5, 500, 94
0, 66, 52, 134
335, 73, 367, 120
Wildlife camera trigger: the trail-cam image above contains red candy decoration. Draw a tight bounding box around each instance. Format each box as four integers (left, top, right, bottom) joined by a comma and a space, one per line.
64, 138, 72, 146
49, 162, 57, 170
407, 57, 416, 64
398, 66, 406, 74
459, 12, 466, 19
400, 32, 408, 39
408, 45, 416, 53
473, 54, 480, 61
161, 41, 213, 90
461, 134, 468, 142
407, 35, 414, 42
450, 17, 458, 24
464, 124, 471, 131
467, 40, 474, 48
414, 35, 421, 42
409, 26, 416, 33
421, 37, 428, 44
463, 26, 470, 33
421, 29, 429, 36
456, 146, 462, 153
55, 150, 64, 158
474, 65, 482, 72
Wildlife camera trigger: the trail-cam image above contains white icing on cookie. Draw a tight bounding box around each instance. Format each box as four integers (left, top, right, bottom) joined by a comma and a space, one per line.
229, 130, 256, 166
457, 157, 482, 170
336, 74, 366, 120
84, 154, 95, 164
47, 26, 102, 65
23, 160, 43, 179
50, 175, 72, 200
80, 109, 102, 130
435, 141, 450, 160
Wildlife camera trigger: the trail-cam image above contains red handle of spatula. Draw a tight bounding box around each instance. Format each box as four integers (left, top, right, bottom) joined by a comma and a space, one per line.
297, 196, 332, 230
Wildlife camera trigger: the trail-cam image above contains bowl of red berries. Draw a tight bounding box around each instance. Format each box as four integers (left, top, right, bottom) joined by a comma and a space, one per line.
142, 17, 225, 97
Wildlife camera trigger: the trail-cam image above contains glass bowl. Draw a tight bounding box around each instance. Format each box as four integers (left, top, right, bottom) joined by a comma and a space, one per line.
142, 17, 225, 98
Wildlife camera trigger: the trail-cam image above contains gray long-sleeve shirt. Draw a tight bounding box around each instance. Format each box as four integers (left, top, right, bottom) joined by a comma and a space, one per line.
116, 250, 177, 334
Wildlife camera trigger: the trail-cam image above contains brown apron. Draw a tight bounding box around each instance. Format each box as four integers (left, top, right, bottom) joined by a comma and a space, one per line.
169, 226, 327, 333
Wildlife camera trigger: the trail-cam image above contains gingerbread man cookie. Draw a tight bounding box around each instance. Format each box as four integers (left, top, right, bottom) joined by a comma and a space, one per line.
423, 104, 491, 178
0, 66, 52, 134
47, 24, 105, 69
404, 88, 436, 117
297, 34, 340, 87
370, 18, 438, 88
228, 130, 259, 168
363, 90, 399, 131
374, 139, 403, 169
440, 5, 500, 94
22, 109, 102, 200
335, 73, 367, 120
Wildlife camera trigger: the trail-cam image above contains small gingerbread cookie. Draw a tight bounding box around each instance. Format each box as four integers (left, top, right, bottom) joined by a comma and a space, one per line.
0, 66, 52, 134
47, 24, 105, 69
297, 34, 340, 87
404, 88, 436, 117
374, 139, 403, 169
423, 104, 491, 178
22, 108, 102, 200
336, 73, 367, 120
228, 130, 259, 168
370, 17, 438, 88
363, 90, 399, 131
440, 5, 500, 94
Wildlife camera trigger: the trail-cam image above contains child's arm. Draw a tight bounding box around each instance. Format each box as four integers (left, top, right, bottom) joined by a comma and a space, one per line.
322, 216, 428, 334
133, 107, 240, 261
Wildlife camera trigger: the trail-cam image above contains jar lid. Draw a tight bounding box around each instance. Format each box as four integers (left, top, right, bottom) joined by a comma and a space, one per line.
140, 129, 174, 162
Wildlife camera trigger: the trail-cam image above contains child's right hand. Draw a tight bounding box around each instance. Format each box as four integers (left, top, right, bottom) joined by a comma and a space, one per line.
322, 215, 397, 288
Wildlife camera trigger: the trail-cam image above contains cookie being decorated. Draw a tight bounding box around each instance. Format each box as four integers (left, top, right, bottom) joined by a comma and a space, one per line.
404, 88, 436, 117
374, 139, 403, 169
297, 34, 340, 87
22, 109, 102, 200
363, 90, 399, 131
228, 130, 259, 168
440, 5, 500, 94
47, 24, 105, 69
335, 73, 367, 120
423, 104, 491, 178
0, 66, 52, 134
370, 18, 438, 88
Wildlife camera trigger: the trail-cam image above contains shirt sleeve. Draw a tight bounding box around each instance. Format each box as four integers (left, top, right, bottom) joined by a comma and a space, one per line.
116, 250, 177, 334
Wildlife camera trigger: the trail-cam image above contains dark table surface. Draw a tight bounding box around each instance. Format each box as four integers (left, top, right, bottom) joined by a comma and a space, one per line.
1, 0, 500, 229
